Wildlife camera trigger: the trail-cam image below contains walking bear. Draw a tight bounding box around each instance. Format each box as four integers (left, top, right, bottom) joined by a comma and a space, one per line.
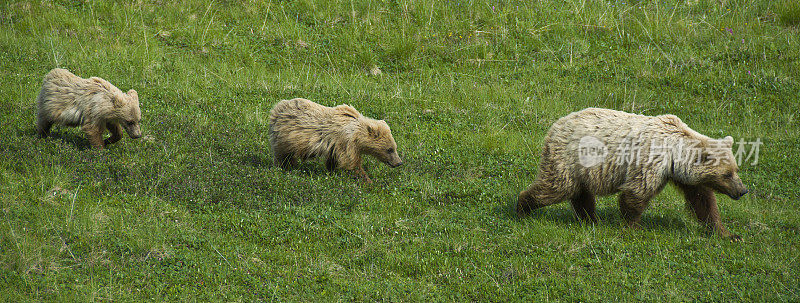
268, 98, 402, 183
517, 108, 748, 240
36, 68, 142, 149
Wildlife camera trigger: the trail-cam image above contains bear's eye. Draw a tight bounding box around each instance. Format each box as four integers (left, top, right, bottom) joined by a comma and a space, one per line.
126, 121, 135, 126
386, 148, 394, 154
724, 172, 733, 179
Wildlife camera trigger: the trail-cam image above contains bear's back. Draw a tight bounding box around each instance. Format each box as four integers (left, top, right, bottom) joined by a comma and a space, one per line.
542, 108, 667, 196
42, 68, 120, 99
270, 98, 363, 129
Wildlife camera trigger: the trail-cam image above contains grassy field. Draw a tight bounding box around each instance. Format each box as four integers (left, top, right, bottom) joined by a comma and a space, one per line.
1, 0, 799, 301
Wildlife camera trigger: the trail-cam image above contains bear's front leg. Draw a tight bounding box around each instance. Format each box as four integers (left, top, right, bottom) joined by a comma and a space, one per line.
678, 184, 741, 241
618, 191, 651, 228
354, 166, 372, 184
347, 160, 372, 183
82, 123, 106, 149
36, 115, 53, 138
338, 149, 371, 183
571, 189, 598, 223
104, 122, 123, 146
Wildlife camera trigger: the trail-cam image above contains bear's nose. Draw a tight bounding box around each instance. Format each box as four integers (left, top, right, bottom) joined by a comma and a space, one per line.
732, 189, 748, 200
392, 161, 403, 168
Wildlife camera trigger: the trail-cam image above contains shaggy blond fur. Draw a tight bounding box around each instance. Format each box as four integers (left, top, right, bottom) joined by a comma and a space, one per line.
268, 98, 402, 182
36, 68, 142, 149
517, 108, 748, 240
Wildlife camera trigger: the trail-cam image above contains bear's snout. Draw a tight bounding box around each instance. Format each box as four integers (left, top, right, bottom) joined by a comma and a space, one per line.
123, 124, 142, 139
731, 188, 749, 200
128, 131, 142, 139
725, 185, 748, 200
387, 153, 403, 168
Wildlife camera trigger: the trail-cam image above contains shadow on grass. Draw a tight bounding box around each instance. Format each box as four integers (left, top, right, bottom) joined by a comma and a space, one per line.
239, 153, 272, 167
280, 161, 340, 178
43, 129, 92, 150
496, 194, 692, 233
238, 153, 338, 179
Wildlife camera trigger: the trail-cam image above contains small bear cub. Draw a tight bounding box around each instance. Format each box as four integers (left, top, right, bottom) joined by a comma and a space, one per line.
36, 68, 142, 149
269, 98, 402, 182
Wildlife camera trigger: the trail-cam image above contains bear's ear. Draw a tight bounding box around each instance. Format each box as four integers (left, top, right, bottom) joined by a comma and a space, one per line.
112, 94, 127, 108
366, 125, 381, 138
127, 89, 138, 100
722, 136, 733, 147
699, 150, 712, 165
378, 120, 391, 130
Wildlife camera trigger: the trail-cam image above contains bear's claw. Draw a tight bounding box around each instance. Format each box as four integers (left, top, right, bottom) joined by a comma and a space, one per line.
728, 234, 743, 242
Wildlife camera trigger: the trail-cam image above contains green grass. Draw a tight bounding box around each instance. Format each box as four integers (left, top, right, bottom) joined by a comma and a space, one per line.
775, 0, 800, 26
1, 0, 799, 301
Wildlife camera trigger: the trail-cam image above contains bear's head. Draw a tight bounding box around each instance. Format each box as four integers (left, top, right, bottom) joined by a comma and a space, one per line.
684, 136, 748, 200
112, 89, 143, 139
359, 119, 402, 168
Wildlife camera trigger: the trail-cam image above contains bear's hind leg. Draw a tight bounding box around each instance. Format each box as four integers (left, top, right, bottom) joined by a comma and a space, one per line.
325, 149, 337, 171
618, 191, 650, 228
37, 116, 52, 138
677, 183, 740, 241
571, 189, 597, 223
273, 149, 296, 169
517, 178, 572, 216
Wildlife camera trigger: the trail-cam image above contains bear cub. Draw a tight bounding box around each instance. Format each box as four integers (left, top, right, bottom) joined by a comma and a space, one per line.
36, 68, 142, 149
268, 98, 402, 183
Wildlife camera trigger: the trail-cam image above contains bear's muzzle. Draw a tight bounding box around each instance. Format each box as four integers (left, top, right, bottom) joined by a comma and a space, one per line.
730, 188, 748, 200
